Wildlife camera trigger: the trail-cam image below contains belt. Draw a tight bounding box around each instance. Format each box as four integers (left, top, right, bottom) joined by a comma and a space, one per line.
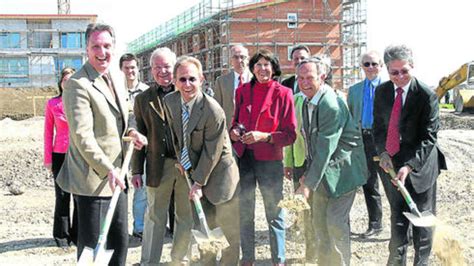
362, 129, 373, 135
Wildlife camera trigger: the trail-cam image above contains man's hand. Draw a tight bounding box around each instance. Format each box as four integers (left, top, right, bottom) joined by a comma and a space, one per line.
131, 174, 143, 189
295, 184, 311, 200
241, 131, 270, 144
392, 165, 412, 187
108, 168, 125, 191
128, 129, 147, 150
379, 152, 394, 173
284, 167, 293, 181
189, 183, 203, 200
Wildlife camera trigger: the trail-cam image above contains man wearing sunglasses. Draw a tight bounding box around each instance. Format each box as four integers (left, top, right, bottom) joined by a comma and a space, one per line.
347, 51, 385, 239
164, 56, 240, 265
373, 45, 446, 265
132, 47, 193, 265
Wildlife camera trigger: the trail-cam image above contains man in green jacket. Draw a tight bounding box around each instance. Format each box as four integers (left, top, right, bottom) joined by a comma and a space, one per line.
296, 57, 367, 265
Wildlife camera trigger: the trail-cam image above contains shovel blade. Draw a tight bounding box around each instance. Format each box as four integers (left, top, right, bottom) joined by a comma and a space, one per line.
404, 211, 437, 227
77, 246, 114, 266
191, 227, 229, 250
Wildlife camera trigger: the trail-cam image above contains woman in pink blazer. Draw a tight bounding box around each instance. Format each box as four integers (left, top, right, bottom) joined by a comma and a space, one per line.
44, 67, 77, 247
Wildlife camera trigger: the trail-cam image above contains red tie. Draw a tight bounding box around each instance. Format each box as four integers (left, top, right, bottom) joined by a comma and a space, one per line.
385, 87, 403, 156
238, 74, 243, 87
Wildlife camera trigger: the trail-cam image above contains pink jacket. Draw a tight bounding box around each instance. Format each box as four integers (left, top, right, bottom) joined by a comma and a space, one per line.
44, 96, 69, 165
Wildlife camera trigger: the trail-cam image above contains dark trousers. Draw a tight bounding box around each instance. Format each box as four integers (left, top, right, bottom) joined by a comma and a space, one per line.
52, 152, 77, 244
380, 171, 436, 266
75, 191, 128, 266
239, 150, 285, 263
362, 132, 383, 229
199, 191, 240, 266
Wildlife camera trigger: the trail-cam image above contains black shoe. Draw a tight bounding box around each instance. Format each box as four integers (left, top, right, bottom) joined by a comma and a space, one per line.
132, 232, 143, 242
361, 227, 383, 238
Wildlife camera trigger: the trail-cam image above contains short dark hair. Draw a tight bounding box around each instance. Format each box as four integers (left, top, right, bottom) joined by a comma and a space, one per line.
57, 67, 75, 97
290, 45, 311, 59
248, 49, 281, 79
119, 53, 138, 69
85, 23, 115, 45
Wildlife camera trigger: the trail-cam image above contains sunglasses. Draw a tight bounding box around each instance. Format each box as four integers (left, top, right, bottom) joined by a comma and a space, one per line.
388, 69, 410, 76
363, 62, 379, 67
178, 77, 198, 83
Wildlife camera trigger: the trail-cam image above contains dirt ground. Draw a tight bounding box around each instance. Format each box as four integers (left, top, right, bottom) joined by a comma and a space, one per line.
0, 109, 473, 265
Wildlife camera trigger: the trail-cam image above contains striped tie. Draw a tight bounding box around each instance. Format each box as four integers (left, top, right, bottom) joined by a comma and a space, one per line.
180, 103, 192, 171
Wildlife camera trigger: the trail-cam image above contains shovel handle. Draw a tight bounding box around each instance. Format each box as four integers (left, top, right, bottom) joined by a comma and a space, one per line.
94, 138, 135, 257
386, 167, 422, 217
182, 170, 211, 237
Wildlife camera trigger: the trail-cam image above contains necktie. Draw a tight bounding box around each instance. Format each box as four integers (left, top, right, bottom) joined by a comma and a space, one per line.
385, 87, 403, 156
238, 74, 243, 88
180, 103, 192, 171
102, 74, 116, 100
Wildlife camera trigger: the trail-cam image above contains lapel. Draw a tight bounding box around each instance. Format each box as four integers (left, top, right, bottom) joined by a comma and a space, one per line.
260, 81, 276, 114
167, 92, 183, 147
356, 81, 364, 116
187, 91, 204, 134
149, 86, 166, 121
85, 62, 120, 112
401, 78, 418, 121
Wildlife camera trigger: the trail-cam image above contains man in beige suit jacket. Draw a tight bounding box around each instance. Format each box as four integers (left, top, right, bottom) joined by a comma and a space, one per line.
56, 23, 146, 266
164, 56, 240, 266
214, 44, 252, 127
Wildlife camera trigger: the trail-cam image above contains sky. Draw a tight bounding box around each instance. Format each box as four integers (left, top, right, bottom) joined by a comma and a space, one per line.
1, 0, 474, 86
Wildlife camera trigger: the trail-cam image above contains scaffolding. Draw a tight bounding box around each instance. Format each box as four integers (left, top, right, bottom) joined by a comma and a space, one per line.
129, 0, 366, 90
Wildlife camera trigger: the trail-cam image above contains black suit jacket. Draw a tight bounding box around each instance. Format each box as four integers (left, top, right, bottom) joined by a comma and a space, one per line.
373, 78, 447, 193
281, 75, 298, 94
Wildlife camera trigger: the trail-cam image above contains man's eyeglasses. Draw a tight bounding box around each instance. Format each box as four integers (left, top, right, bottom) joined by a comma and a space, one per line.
388, 69, 410, 76
178, 77, 198, 83
363, 62, 379, 67
232, 55, 248, 60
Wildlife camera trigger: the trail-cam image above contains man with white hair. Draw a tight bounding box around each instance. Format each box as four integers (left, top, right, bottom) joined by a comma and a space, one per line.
131, 47, 193, 265
347, 51, 385, 238
214, 44, 252, 127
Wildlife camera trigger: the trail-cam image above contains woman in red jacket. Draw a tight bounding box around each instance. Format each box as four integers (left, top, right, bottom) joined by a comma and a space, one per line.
44, 67, 77, 247
230, 49, 297, 266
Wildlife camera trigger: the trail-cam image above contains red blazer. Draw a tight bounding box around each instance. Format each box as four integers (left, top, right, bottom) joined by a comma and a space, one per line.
232, 80, 297, 161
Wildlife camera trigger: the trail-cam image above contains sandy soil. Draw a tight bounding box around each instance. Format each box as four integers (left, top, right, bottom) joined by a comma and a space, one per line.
0, 110, 472, 265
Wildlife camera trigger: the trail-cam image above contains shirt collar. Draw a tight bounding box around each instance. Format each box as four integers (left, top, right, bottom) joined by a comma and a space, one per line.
180, 93, 199, 114
392, 79, 412, 94
308, 84, 328, 106
366, 76, 381, 88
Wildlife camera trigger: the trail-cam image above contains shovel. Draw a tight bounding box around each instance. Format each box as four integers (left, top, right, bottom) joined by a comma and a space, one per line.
385, 167, 437, 227
77, 136, 135, 265
178, 164, 229, 252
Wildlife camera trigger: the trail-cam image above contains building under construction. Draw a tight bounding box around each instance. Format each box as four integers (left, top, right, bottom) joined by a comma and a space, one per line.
0, 13, 96, 88
128, 0, 366, 90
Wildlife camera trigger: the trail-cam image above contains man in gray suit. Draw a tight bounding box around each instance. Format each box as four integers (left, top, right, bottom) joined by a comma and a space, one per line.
132, 47, 193, 265
56, 23, 147, 266
347, 51, 385, 238
164, 56, 240, 266
295, 57, 367, 266
214, 44, 252, 127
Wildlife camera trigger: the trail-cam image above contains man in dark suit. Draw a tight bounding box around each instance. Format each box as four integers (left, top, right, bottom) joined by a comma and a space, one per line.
57, 23, 147, 265
347, 51, 385, 238
281, 45, 311, 94
132, 47, 193, 265
164, 56, 240, 265
213, 44, 252, 127
373, 44, 447, 265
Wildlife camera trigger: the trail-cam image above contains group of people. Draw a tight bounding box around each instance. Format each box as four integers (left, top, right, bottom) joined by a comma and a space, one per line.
43, 22, 446, 266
